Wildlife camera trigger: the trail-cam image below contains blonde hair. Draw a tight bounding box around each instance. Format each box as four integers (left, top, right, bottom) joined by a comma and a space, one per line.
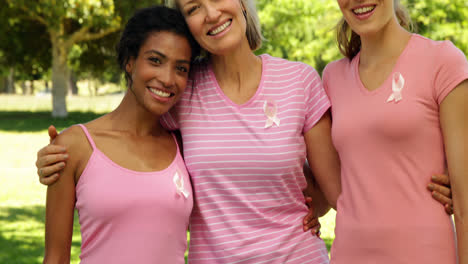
336, 0, 413, 59
165, 0, 263, 51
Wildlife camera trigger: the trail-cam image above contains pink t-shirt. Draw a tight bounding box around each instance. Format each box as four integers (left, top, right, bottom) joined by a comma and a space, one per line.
323, 34, 468, 264
162, 54, 331, 263
75, 125, 193, 263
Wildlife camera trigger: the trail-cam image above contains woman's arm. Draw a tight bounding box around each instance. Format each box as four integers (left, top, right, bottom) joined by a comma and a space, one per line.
304, 111, 342, 209
440, 80, 468, 263
43, 127, 81, 264
302, 162, 331, 217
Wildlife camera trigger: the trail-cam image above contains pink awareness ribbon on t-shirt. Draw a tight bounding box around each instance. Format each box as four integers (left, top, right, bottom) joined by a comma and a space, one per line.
173, 171, 189, 198
386, 72, 405, 103
264, 100, 280, 128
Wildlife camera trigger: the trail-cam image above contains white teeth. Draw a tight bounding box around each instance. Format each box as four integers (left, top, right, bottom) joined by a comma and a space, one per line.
353, 6, 375, 14
149, 88, 171, 98
209, 20, 231, 35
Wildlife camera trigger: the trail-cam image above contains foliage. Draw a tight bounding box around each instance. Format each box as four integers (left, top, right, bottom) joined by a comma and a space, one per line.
0, 5, 51, 80
70, 0, 161, 83
404, 0, 468, 55
257, 0, 342, 74
256, 0, 467, 74
0, 0, 466, 110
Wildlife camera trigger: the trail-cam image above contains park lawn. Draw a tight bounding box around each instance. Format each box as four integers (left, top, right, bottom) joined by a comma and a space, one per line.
0, 95, 336, 263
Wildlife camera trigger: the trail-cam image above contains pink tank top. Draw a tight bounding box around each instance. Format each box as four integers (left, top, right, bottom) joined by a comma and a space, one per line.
75, 124, 193, 264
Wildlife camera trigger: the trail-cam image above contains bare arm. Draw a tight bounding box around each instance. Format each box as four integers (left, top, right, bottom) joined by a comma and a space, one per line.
304, 111, 341, 209
440, 80, 468, 263
43, 127, 81, 264
302, 163, 331, 217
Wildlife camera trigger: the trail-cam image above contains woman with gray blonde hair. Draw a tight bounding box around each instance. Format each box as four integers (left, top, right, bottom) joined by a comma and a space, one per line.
166, 0, 263, 51
323, 0, 467, 263
161, 0, 338, 262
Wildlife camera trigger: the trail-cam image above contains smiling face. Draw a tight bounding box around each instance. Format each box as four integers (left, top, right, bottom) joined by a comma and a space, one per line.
337, 0, 398, 37
177, 0, 248, 55
126, 31, 192, 116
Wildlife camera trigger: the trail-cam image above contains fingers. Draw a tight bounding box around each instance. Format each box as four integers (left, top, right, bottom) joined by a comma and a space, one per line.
37, 161, 65, 178
431, 174, 450, 186
303, 217, 321, 237
445, 203, 454, 215
303, 211, 316, 227
303, 196, 320, 236
37, 144, 67, 158
430, 190, 452, 208
427, 182, 451, 199
313, 223, 321, 238
39, 173, 60, 186
48, 125, 59, 143
429, 188, 453, 216
36, 144, 67, 165
36, 152, 68, 168
303, 212, 321, 234
428, 174, 453, 216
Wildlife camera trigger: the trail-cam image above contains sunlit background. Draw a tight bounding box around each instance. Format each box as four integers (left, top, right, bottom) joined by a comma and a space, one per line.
1, 0, 466, 263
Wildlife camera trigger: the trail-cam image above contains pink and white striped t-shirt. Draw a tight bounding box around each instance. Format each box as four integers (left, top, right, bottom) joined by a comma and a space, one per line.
162, 54, 331, 263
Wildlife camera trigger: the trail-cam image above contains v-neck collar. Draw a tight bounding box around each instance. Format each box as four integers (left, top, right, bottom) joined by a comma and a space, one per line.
353, 34, 415, 96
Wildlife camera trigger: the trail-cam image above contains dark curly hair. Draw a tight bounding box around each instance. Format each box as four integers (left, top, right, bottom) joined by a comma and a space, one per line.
116, 5, 200, 86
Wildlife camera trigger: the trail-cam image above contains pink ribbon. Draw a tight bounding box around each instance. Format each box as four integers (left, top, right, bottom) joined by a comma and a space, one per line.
386, 72, 405, 103
173, 171, 189, 198
264, 100, 280, 128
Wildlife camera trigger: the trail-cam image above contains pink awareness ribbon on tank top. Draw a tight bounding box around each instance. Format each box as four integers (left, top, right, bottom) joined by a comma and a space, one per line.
173, 171, 189, 198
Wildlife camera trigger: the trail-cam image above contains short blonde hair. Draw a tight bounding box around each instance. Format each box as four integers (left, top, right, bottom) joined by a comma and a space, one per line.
165, 0, 263, 51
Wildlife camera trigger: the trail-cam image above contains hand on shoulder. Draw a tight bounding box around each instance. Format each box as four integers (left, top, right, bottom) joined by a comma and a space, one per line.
51, 125, 93, 183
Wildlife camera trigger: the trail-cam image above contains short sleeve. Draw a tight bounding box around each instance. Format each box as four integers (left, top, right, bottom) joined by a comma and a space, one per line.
301, 64, 331, 133
160, 108, 180, 131
433, 41, 468, 105
322, 64, 331, 97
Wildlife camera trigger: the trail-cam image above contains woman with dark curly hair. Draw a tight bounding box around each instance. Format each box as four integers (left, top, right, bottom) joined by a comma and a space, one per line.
42, 6, 199, 264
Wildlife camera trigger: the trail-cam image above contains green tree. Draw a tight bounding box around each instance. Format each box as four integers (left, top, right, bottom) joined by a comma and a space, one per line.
70, 1, 158, 87
5, 0, 123, 117
404, 0, 468, 55
0, 5, 51, 94
256, 0, 342, 73
256, 0, 467, 74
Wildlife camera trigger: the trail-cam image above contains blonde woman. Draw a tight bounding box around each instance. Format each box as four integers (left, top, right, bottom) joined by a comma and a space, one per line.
323, 0, 467, 263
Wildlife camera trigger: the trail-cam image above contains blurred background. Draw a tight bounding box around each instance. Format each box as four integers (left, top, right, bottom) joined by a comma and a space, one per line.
0, 0, 466, 263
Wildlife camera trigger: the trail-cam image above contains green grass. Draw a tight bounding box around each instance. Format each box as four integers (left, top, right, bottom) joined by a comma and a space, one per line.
0, 94, 336, 263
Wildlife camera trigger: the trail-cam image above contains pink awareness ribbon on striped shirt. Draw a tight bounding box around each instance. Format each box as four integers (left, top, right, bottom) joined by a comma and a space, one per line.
264, 100, 280, 128
173, 171, 189, 198
386, 72, 405, 103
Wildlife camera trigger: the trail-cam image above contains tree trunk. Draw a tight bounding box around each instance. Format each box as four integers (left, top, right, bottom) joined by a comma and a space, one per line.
30, 80, 35, 94
68, 70, 78, 95
94, 80, 99, 96
21, 80, 34, 95
45, 80, 50, 93
6, 67, 15, 94
51, 40, 70, 118
20, 81, 27, 95
0, 76, 5, 93
88, 79, 94, 96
